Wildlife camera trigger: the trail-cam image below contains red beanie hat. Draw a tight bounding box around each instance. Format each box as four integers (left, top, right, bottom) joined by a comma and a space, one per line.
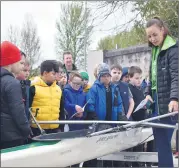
0, 41, 21, 66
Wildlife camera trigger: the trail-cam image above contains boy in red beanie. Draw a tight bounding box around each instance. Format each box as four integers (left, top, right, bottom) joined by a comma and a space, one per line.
0, 41, 31, 149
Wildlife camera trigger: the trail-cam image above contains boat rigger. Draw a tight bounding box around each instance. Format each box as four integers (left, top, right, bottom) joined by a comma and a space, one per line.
1, 112, 178, 167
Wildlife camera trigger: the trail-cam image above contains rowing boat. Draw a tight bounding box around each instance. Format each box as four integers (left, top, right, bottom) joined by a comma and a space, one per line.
1, 112, 178, 167
1, 127, 153, 167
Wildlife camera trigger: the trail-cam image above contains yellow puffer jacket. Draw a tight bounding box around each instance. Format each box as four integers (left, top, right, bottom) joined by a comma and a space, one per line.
30, 76, 41, 85
83, 84, 91, 93
31, 77, 62, 129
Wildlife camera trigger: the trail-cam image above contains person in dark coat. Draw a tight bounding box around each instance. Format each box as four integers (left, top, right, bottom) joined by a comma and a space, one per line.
141, 78, 147, 90
110, 64, 134, 120
110, 64, 134, 167
145, 17, 178, 167
16, 51, 31, 120
121, 67, 129, 83
0, 41, 31, 149
56, 61, 67, 90
128, 66, 153, 167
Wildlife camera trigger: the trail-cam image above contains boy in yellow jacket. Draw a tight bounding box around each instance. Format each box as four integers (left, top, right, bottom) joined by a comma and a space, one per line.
29, 60, 64, 136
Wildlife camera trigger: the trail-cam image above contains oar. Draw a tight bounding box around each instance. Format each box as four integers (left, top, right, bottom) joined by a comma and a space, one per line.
29, 108, 46, 135
33, 120, 177, 130
89, 111, 178, 137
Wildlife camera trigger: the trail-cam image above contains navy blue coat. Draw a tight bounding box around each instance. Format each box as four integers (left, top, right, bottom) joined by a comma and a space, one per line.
117, 81, 129, 115
20, 80, 31, 120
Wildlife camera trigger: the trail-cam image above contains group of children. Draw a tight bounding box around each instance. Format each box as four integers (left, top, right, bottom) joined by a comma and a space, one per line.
1, 41, 158, 167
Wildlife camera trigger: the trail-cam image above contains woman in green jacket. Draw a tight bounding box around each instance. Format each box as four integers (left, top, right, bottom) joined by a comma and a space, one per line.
145, 17, 178, 167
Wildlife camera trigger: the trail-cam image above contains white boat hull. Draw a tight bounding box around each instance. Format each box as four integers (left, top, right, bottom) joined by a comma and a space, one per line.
1, 127, 153, 167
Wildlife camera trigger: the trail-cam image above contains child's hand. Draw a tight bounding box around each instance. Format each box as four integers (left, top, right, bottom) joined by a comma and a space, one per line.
143, 105, 147, 109
75, 105, 84, 113
168, 100, 178, 113
126, 113, 130, 119
76, 113, 83, 118
145, 95, 154, 103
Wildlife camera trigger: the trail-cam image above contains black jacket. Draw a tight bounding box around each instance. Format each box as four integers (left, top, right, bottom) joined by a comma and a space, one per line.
63, 64, 77, 83
145, 41, 178, 115
20, 80, 31, 120
129, 84, 147, 121
0, 68, 31, 142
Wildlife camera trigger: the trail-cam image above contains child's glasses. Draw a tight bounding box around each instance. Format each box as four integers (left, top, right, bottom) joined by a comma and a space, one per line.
71, 81, 82, 87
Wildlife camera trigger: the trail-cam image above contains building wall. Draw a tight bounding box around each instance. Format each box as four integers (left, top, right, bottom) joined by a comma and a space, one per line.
104, 44, 152, 78
87, 50, 103, 84
87, 44, 152, 83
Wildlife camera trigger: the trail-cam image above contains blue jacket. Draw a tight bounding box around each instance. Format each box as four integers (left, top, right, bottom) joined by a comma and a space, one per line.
63, 84, 86, 131
86, 80, 123, 121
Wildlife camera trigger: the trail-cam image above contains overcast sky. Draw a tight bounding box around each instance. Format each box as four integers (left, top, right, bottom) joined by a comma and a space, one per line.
1, 1, 135, 61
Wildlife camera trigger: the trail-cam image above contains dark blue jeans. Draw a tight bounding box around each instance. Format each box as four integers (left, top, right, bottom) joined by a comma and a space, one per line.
176, 130, 178, 152
152, 92, 176, 167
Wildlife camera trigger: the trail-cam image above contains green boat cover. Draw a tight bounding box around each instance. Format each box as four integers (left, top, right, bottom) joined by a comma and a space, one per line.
1, 141, 58, 154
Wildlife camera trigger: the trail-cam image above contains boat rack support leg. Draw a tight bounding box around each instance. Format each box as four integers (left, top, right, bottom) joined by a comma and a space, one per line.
79, 162, 84, 167
97, 152, 158, 163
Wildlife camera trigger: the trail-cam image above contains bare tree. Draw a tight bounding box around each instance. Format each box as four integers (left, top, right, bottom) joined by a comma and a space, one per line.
5, 15, 41, 74
6, 25, 21, 47
93, 0, 178, 36
20, 15, 41, 70
55, 2, 93, 70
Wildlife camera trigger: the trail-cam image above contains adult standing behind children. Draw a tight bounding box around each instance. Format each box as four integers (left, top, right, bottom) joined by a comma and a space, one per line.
145, 17, 178, 167
63, 51, 78, 83
0, 41, 31, 149
29, 60, 64, 136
